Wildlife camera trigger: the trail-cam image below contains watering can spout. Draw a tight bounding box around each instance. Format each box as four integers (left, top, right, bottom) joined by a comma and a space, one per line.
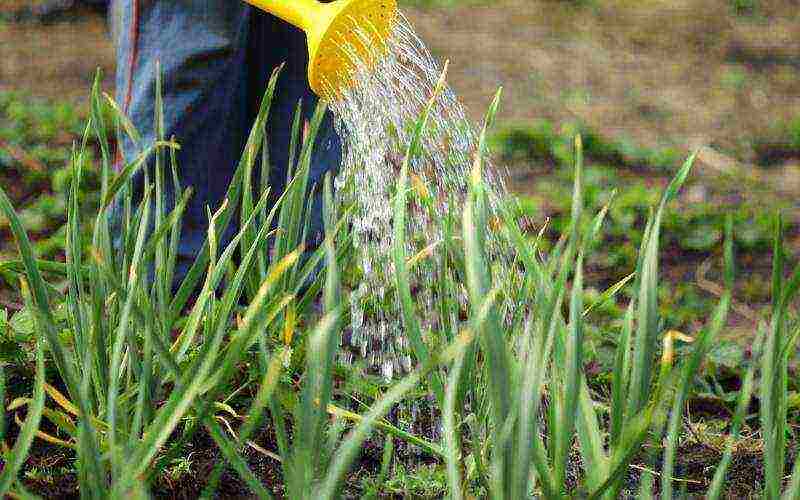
247, 0, 320, 32
244, 0, 399, 101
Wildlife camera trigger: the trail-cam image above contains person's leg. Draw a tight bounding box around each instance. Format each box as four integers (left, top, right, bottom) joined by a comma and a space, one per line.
111, 0, 341, 289
248, 11, 342, 252
112, 0, 253, 279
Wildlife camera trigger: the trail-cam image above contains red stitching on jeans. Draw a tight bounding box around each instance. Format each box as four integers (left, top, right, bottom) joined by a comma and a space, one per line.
123, 0, 140, 114
115, 0, 140, 170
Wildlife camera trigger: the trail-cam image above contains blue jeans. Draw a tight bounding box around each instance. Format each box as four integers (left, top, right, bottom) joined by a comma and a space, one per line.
111, 0, 341, 281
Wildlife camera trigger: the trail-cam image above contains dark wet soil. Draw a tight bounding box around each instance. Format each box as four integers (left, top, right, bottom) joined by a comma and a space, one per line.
1, 355, 786, 499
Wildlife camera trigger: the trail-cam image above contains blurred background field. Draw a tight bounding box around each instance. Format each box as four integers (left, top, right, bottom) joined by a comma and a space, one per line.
2, 0, 798, 339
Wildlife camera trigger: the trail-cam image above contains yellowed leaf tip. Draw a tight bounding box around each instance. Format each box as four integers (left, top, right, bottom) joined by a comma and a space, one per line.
661, 330, 694, 365
434, 60, 450, 96
409, 172, 430, 200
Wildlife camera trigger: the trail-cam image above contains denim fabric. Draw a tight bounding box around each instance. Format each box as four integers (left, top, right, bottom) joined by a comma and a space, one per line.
111, 0, 341, 282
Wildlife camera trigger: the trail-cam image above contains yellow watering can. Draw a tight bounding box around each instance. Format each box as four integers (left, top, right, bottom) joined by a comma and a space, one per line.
244, 0, 399, 100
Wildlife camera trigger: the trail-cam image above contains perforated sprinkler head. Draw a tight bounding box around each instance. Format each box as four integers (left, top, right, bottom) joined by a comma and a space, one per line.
244, 0, 398, 101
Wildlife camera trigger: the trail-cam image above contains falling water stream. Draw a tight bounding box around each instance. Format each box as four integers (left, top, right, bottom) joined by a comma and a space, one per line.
327, 13, 509, 383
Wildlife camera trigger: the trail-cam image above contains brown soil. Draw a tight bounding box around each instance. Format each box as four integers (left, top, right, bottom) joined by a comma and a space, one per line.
8, 379, 784, 499
3, 0, 800, 167
3, 0, 799, 219
409, 0, 800, 164
0, 3, 114, 104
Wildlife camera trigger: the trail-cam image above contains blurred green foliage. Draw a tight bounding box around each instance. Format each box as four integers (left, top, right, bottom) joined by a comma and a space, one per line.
491, 117, 791, 342
731, 0, 758, 15
0, 91, 101, 260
